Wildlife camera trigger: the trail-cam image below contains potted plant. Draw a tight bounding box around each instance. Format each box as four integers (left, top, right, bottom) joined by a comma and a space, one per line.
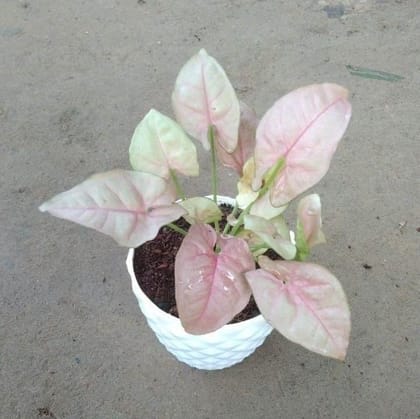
39, 49, 352, 370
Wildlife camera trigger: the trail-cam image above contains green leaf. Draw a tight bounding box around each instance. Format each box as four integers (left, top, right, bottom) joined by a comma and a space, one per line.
244, 214, 296, 260
129, 109, 199, 179
179, 197, 222, 225
346, 65, 404, 82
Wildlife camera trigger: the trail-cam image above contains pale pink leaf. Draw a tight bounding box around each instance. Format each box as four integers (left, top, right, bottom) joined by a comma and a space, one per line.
244, 214, 296, 260
129, 109, 199, 179
216, 101, 258, 174
297, 194, 325, 248
236, 158, 259, 208
250, 193, 288, 219
245, 256, 351, 360
236, 158, 288, 219
179, 197, 222, 225
39, 170, 186, 247
172, 49, 240, 152
253, 84, 352, 206
175, 224, 254, 334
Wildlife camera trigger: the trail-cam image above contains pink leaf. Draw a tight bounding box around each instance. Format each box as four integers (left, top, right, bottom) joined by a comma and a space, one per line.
172, 49, 240, 152
297, 194, 325, 248
175, 224, 254, 334
39, 170, 186, 247
253, 84, 351, 206
216, 101, 258, 175
245, 256, 351, 360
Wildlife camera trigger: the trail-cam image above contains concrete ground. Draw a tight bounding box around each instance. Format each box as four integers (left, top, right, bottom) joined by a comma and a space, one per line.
1, 0, 419, 418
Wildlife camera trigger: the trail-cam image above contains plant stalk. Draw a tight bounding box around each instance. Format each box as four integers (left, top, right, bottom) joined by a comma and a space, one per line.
223, 201, 238, 235
230, 201, 253, 235
258, 157, 285, 198
170, 169, 186, 200
208, 126, 218, 204
208, 125, 220, 233
166, 223, 187, 236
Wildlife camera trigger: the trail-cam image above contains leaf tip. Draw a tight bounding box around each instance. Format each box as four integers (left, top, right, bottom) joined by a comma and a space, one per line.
38, 202, 48, 213
331, 347, 348, 362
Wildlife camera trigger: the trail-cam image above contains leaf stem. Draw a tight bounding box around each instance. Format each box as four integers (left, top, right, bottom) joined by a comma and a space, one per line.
208, 125, 220, 233
208, 126, 218, 203
166, 223, 187, 236
230, 200, 252, 235
170, 169, 186, 200
223, 201, 238, 235
259, 157, 285, 198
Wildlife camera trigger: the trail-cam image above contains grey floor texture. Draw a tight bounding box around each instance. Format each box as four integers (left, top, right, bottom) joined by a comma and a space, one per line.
1, 1, 419, 418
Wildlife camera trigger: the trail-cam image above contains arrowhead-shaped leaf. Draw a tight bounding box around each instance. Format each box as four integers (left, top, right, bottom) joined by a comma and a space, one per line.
236, 158, 287, 219
216, 101, 258, 174
179, 197, 222, 225
39, 170, 186, 247
244, 214, 296, 260
129, 109, 199, 179
236, 158, 259, 208
175, 224, 254, 334
253, 84, 352, 206
172, 49, 240, 152
245, 256, 351, 360
296, 194, 325, 254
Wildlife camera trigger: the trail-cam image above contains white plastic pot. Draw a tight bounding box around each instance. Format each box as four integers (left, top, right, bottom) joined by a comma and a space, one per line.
126, 195, 273, 370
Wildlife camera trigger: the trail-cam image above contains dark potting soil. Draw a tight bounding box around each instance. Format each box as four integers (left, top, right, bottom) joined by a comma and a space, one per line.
133, 203, 268, 323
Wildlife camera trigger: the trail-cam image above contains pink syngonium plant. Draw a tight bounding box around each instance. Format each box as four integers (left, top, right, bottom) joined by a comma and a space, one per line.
39, 49, 352, 360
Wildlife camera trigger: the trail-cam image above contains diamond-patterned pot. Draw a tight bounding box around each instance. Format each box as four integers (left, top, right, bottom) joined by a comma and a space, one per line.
126, 195, 273, 370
